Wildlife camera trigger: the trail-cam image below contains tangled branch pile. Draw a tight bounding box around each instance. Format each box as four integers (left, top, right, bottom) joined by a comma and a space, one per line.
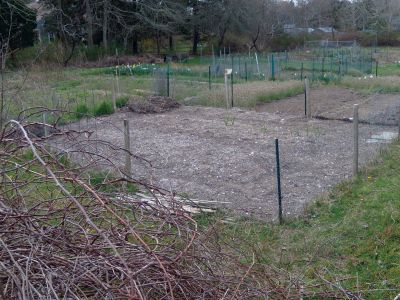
0, 110, 364, 299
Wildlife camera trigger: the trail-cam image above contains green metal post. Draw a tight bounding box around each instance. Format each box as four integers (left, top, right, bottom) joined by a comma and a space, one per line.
231, 72, 234, 107
167, 64, 170, 97
271, 54, 275, 81
208, 65, 211, 90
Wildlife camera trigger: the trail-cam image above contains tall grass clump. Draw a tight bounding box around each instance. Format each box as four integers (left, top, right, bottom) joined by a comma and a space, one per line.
94, 100, 114, 116
75, 103, 90, 119
116, 96, 130, 108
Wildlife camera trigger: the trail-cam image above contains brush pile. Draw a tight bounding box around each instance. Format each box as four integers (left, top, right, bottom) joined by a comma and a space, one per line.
0, 109, 364, 299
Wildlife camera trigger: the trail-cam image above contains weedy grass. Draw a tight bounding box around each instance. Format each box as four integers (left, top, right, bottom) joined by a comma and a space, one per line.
196, 141, 400, 299
94, 100, 114, 116
338, 75, 400, 93
188, 80, 304, 108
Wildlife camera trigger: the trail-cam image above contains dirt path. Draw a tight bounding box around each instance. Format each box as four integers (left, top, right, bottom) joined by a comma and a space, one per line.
256, 87, 400, 125
56, 96, 397, 219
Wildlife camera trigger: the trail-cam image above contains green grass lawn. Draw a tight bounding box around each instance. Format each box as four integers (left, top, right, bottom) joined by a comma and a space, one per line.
197, 141, 400, 299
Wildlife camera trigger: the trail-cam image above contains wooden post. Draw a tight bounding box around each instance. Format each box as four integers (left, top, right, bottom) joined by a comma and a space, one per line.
353, 104, 359, 177
305, 78, 311, 118
398, 119, 400, 139
112, 82, 117, 110
115, 67, 120, 94
225, 71, 229, 109
43, 112, 48, 137
124, 119, 132, 178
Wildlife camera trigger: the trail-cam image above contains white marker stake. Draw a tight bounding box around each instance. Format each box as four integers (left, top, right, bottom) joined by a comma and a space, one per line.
225, 69, 232, 109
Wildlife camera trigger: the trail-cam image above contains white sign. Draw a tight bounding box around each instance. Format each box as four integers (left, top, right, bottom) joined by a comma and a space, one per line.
225, 69, 233, 75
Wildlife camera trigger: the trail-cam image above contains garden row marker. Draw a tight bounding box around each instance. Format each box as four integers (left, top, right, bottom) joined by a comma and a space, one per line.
275, 139, 283, 224
353, 104, 359, 177
124, 119, 132, 178
304, 78, 311, 118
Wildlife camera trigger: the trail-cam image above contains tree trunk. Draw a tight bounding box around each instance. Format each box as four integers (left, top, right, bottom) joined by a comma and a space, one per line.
103, 0, 109, 50
85, 0, 93, 47
218, 26, 228, 51
192, 29, 200, 55
191, 2, 199, 55
132, 34, 139, 54
156, 31, 161, 55
169, 35, 173, 52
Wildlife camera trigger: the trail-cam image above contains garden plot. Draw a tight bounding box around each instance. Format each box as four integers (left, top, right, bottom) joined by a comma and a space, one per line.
257, 87, 400, 126
55, 103, 397, 219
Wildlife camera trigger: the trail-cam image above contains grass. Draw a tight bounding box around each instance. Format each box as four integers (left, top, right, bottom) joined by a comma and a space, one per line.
187, 80, 304, 108
94, 100, 114, 116
377, 63, 400, 76
196, 141, 400, 299
338, 75, 400, 93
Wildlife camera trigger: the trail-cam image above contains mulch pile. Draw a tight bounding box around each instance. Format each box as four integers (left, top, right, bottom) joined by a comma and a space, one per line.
128, 96, 181, 114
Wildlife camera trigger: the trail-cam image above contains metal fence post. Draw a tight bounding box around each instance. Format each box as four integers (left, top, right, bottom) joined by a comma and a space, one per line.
208, 65, 211, 90
275, 139, 283, 224
231, 72, 234, 108
245, 62, 248, 82
167, 64, 170, 97
271, 54, 275, 81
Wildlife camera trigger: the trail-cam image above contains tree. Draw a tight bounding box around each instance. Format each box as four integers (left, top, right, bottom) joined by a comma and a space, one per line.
0, 0, 35, 129
0, 0, 36, 58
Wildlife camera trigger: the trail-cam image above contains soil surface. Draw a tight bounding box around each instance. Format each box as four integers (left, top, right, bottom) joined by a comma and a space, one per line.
56, 87, 398, 220
256, 87, 400, 126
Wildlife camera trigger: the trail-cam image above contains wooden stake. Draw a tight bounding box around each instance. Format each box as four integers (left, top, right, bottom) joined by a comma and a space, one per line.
305, 78, 311, 118
43, 112, 48, 137
225, 72, 229, 109
353, 104, 359, 177
112, 82, 117, 110
124, 119, 132, 178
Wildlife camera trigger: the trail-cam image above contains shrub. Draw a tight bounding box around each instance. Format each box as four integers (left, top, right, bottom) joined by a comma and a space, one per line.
116, 96, 129, 108
75, 103, 90, 119
94, 101, 114, 116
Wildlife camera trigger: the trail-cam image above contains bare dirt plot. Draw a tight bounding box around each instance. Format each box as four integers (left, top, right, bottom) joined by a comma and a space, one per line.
55, 104, 397, 220
256, 87, 400, 125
